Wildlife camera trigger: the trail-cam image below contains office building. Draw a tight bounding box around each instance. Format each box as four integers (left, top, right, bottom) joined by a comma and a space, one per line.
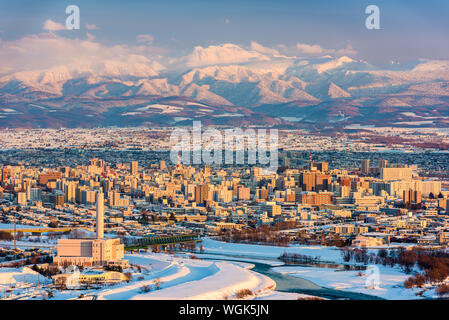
361, 160, 370, 175
131, 161, 138, 175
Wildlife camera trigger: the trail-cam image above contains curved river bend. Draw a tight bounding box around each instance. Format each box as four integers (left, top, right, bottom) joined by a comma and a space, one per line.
200, 253, 383, 300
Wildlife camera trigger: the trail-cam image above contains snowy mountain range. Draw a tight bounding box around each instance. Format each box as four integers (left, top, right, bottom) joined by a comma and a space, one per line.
1, 43, 449, 129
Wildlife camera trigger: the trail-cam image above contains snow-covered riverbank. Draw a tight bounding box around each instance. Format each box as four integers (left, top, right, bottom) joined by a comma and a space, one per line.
200, 238, 433, 300
93, 253, 315, 300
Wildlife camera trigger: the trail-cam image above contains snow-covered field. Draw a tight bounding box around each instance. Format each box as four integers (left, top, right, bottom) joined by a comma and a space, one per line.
0, 267, 52, 300
0, 223, 41, 230
200, 238, 432, 300
0, 267, 49, 286
200, 238, 343, 263
0, 240, 55, 249
194, 253, 284, 266
271, 265, 417, 300
0, 237, 438, 300
0, 253, 314, 300
95, 253, 310, 300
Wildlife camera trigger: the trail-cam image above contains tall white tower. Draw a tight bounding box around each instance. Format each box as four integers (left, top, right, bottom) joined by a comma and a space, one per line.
96, 192, 104, 239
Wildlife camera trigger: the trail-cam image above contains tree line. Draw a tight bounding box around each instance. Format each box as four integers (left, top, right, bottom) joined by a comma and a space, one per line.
218, 221, 298, 246
341, 247, 449, 295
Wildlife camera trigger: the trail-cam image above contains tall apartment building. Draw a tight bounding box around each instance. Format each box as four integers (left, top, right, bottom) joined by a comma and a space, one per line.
361, 159, 370, 175
300, 172, 315, 191
38, 172, 62, 185
131, 161, 138, 175
237, 187, 251, 200
16, 191, 27, 205
75, 186, 89, 204
285, 189, 296, 202
372, 180, 441, 197
64, 181, 76, 203
379, 159, 388, 169
49, 193, 65, 207
195, 184, 211, 204
261, 202, 282, 217
216, 188, 232, 203
109, 190, 121, 207
256, 188, 269, 200
80, 189, 96, 205
300, 171, 330, 192
30, 187, 42, 202
298, 191, 332, 206
381, 167, 413, 181
403, 189, 422, 205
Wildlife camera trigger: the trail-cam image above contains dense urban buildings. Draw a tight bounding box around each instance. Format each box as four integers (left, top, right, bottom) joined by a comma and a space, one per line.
0, 129, 448, 302
0, 145, 447, 247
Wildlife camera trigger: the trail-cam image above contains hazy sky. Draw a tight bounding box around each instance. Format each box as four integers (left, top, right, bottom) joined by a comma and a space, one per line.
0, 0, 448, 65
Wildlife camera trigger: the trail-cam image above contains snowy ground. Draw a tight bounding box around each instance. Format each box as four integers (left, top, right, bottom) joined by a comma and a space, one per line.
11, 252, 313, 300
192, 253, 284, 267
0, 240, 55, 249
200, 238, 433, 300
0, 237, 437, 300
0, 267, 49, 286
0, 230, 94, 250
200, 238, 344, 263
0, 267, 52, 300
271, 265, 416, 300
0, 223, 41, 230
94, 253, 312, 300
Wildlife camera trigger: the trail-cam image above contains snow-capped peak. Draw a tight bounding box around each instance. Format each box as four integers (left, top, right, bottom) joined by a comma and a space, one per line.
328, 82, 351, 98
314, 56, 354, 74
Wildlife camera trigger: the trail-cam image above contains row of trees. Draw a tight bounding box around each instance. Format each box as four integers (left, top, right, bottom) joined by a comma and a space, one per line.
341, 247, 449, 292
279, 252, 321, 264
340, 248, 379, 265
400, 248, 449, 288
218, 221, 298, 246
0, 231, 12, 240
4, 254, 52, 268
31, 264, 61, 277
150, 241, 200, 253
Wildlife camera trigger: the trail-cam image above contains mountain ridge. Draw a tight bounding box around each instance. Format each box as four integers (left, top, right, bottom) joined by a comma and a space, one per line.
1, 43, 449, 129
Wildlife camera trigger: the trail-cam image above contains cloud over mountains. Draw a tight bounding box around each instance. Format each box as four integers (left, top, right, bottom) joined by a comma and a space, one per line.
0, 29, 359, 76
